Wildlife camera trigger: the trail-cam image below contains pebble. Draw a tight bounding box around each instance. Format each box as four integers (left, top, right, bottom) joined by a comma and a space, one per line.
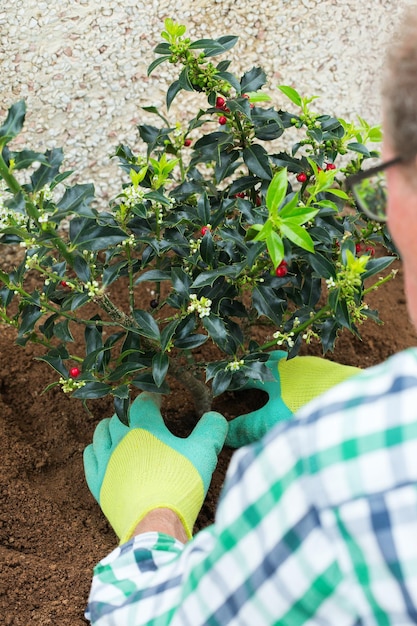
1, 0, 414, 207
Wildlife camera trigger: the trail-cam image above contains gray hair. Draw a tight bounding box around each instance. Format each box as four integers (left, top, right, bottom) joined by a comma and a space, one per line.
383, 6, 417, 162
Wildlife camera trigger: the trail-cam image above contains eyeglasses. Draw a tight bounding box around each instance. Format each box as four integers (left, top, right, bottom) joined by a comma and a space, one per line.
345, 156, 402, 222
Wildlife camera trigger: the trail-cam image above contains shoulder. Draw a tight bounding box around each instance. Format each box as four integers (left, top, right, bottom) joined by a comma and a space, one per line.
264, 348, 417, 506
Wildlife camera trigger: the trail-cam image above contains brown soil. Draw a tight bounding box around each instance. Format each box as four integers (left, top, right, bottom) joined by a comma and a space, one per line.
1, 258, 416, 625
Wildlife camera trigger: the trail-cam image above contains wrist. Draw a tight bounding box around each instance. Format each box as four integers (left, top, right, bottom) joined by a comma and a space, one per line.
129, 508, 189, 544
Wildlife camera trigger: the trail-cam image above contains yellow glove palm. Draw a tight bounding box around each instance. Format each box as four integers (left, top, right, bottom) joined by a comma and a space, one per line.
84, 393, 228, 544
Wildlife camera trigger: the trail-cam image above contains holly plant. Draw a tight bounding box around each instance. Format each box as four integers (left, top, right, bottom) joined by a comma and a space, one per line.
0, 19, 397, 421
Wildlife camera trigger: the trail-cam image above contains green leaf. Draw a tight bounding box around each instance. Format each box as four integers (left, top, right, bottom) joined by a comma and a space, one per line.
147, 55, 170, 76
212, 369, 233, 396
133, 309, 161, 341
240, 67, 267, 93
107, 362, 146, 381
11, 149, 49, 169
174, 334, 208, 349
308, 252, 336, 279
56, 184, 95, 215
278, 85, 302, 107
266, 169, 288, 216
347, 142, 371, 157
361, 255, 395, 281
167, 79, 182, 109
135, 270, 171, 285
69, 218, 126, 251
189, 35, 238, 57
72, 382, 112, 399
192, 264, 245, 288
202, 314, 228, 350
280, 221, 315, 252
252, 285, 285, 325
30, 148, 64, 192
265, 231, 284, 267
132, 373, 170, 394
152, 352, 169, 387
0, 101, 26, 145
18, 304, 42, 336
35, 354, 68, 377
243, 144, 272, 180
53, 320, 74, 342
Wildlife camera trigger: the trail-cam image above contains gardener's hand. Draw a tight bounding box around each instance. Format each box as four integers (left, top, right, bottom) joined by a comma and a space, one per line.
83, 392, 228, 544
225, 350, 360, 448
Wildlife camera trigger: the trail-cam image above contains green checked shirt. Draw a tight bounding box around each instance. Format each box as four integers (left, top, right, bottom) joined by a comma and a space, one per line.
86, 348, 417, 625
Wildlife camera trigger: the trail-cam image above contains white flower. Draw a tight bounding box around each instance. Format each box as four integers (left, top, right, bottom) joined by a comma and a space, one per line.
187, 294, 212, 318
226, 359, 244, 372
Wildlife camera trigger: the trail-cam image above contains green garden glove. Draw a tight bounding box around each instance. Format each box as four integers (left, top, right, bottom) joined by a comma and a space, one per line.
83, 392, 228, 544
225, 350, 360, 448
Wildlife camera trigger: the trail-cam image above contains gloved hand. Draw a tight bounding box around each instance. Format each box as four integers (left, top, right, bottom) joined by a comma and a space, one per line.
225, 350, 360, 448
84, 392, 228, 544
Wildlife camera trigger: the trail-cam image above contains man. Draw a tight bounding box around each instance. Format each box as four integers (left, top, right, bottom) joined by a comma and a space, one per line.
84, 7, 417, 623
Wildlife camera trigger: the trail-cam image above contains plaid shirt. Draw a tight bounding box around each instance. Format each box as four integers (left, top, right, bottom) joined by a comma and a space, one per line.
86, 348, 417, 625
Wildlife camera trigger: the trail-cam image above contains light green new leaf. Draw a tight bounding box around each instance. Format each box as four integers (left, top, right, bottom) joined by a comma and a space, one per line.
266, 231, 284, 267
266, 169, 288, 217
278, 85, 302, 107
280, 221, 315, 252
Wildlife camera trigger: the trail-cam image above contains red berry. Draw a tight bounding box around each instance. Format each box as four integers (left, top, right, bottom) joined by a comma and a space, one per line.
60, 280, 68, 287
275, 260, 288, 277
201, 225, 211, 236
69, 367, 81, 378
234, 192, 245, 198
218, 115, 227, 125
275, 265, 288, 278
296, 172, 307, 183
184, 138, 192, 147
216, 96, 226, 108
255, 195, 262, 206
365, 246, 376, 256
355, 243, 362, 254
326, 163, 336, 170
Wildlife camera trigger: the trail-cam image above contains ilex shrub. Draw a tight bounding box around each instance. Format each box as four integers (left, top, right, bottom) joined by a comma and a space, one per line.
0, 19, 397, 421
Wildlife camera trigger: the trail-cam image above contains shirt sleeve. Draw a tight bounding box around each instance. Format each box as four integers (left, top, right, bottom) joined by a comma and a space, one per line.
85, 417, 348, 625
86, 349, 417, 625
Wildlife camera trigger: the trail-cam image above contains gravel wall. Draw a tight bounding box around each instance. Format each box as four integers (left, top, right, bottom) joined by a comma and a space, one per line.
0, 0, 413, 206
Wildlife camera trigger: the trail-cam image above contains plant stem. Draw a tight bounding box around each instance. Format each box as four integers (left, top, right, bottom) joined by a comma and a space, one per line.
168, 360, 212, 417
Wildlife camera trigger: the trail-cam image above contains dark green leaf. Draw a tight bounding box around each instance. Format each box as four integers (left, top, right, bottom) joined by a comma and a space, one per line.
212, 368, 233, 396
53, 320, 74, 342
174, 333, 208, 349
147, 55, 170, 75
347, 142, 371, 157
69, 217, 126, 251
132, 373, 170, 394
10, 149, 49, 169
72, 382, 112, 399
18, 304, 42, 336
252, 285, 285, 325
56, 184, 95, 215
0, 101, 26, 145
167, 79, 182, 109
192, 264, 245, 287
240, 66, 267, 92
361, 255, 395, 280
133, 309, 161, 341
202, 314, 228, 350
307, 252, 336, 279
243, 144, 272, 180
35, 354, 68, 377
30, 148, 64, 192
152, 352, 169, 387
